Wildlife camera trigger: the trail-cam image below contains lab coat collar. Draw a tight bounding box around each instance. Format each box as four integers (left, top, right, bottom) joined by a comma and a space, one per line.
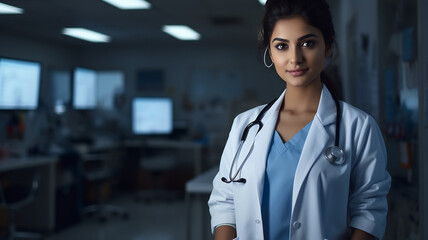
253, 84, 337, 143
315, 85, 337, 126
257, 84, 337, 128
258, 89, 286, 122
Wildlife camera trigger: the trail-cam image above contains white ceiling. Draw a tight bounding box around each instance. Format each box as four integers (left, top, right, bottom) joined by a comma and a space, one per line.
0, 0, 266, 48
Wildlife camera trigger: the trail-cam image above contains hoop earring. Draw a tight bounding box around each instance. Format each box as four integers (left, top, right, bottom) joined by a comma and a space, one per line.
264, 47, 273, 68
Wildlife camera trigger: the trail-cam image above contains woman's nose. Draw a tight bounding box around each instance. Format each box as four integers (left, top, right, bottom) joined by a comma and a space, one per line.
289, 47, 303, 65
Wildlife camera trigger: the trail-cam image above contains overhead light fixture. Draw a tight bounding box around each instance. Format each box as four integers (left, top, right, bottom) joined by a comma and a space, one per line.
0, 2, 24, 14
258, 0, 267, 5
162, 25, 201, 41
102, 0, 151, 10
62, 28, 111, 43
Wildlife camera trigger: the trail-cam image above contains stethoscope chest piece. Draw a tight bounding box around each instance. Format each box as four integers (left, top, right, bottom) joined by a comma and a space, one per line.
324, 146, 345, 165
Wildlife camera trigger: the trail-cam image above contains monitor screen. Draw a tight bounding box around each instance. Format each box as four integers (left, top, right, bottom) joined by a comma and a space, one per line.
73, 67, 97, 109
132, 97, 173, 135
0, 58, 41, 110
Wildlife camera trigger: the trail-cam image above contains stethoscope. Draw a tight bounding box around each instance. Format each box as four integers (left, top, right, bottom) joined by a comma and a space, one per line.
222, 92, 344, 184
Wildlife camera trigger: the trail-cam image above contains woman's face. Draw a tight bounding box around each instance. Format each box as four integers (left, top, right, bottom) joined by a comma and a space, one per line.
269, 15, 331, 88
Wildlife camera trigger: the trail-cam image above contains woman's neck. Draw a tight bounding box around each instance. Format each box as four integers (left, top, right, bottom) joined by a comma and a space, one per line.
282, 81, 322, 113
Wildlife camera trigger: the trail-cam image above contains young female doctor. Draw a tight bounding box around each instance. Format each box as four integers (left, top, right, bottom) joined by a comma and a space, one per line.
208, 0, 391, 239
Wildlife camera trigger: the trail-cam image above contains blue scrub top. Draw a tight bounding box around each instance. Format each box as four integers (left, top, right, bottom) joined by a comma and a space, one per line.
261, 121, 312, 240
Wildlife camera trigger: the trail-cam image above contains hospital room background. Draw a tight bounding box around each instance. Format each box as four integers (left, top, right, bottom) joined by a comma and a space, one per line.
0, 0, 426, 239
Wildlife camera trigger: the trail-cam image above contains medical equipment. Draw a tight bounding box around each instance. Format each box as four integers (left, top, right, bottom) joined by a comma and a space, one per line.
324, 93, 344, 164
221, 99, 276, 184
221, 92, 343, 184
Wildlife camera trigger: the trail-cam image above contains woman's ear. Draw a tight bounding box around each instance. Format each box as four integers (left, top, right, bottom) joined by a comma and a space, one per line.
325, 46, 333, 58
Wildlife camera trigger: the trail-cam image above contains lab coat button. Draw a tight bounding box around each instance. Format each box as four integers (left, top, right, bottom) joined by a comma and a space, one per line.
292, 221, 301, 229
254, 219, 261, 224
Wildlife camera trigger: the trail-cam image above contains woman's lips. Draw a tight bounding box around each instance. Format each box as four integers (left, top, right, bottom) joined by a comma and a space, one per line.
287, 68, 308, 77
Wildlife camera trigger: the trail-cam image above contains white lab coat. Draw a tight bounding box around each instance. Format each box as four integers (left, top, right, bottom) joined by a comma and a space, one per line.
208, 86, 391, 240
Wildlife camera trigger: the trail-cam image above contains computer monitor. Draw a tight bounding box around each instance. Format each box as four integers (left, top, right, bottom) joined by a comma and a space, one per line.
0, 58, 41, 110
132, 97, 173, 135
72, 67, 97, 109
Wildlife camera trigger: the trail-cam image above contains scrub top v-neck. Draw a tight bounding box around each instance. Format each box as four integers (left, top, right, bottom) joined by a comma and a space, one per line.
261, 121, 312, 240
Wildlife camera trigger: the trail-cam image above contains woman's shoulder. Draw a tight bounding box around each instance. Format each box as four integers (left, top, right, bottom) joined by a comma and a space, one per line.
341, 101, 367, 116
340, 101, 379, 127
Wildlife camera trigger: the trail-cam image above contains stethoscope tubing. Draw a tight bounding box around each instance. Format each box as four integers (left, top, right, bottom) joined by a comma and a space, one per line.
222, 100, 275, 184
222, 140, 253, 183
222, 91, 343, 184
225, 140, 245, 182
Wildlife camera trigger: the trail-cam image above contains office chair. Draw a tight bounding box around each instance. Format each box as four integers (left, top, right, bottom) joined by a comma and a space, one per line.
0, 168, 43, 240
81, 153, 129, 223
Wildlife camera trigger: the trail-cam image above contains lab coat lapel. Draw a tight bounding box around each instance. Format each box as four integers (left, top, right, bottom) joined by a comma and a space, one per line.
251, 91, 285, 202
292, 86, 337, 207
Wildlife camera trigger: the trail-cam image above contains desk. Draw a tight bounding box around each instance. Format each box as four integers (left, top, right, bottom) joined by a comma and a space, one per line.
185, 166, 218, 240
123, 139, 207, 176
0, 157, 56, 172
0, 156, 57, 232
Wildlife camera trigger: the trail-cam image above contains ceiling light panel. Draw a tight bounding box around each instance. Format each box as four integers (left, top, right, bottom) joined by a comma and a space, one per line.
0, 2, 24, 14
258, 0, 267, 5
62, 28, 111, 43
162, 25, 201, 41
102, 0, 151, 10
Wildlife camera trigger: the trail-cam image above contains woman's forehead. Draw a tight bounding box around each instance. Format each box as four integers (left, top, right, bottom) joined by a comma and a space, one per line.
271, 16, 322, 40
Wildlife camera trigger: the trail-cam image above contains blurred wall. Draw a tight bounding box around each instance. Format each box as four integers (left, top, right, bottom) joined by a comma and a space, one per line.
418, 0, 428, 238
331, 0, 378, 116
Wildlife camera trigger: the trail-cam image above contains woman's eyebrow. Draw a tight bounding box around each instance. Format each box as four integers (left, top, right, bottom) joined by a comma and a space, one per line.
298, 33, 318, 41
272, 33, 318, 43
272, 37, 289, 43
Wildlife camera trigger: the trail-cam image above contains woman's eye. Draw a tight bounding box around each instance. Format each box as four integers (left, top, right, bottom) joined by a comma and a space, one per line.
275, 43, 288, 50
301, 41, 315, 48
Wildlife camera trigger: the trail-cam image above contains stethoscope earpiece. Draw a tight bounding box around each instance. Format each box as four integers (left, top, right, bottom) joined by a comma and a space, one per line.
221, 176, 247, 184
221, 177, 230, 183
236, 178, 246, 183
